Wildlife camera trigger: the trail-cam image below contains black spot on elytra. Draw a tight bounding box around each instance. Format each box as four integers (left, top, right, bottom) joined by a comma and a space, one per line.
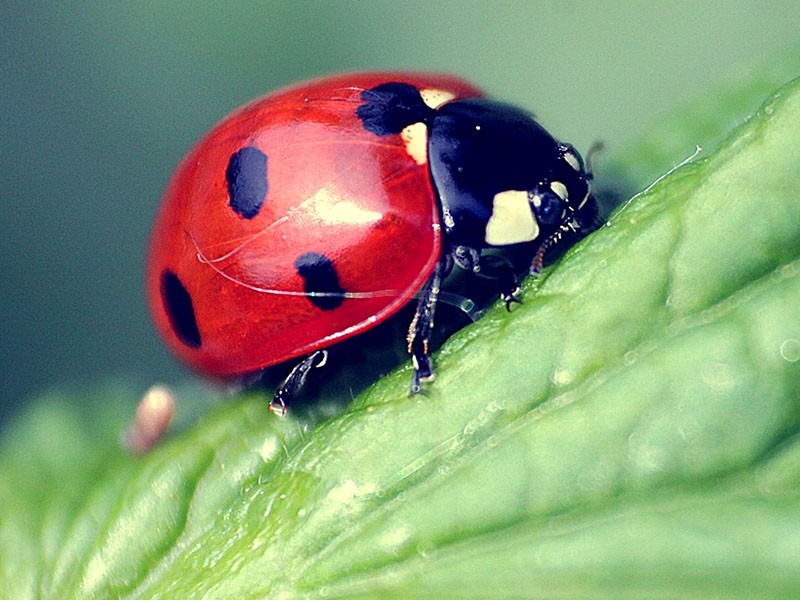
356, 82, 434, 136
161, 270, 201, 348
295, 252, 345, 310
226, 146, 268, 219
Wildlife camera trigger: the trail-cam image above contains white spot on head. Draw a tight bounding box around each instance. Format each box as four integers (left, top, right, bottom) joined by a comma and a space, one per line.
563, 150, 582, 172
550, 180, 568, 200
419, 88, 456, 109
484, 190, 540, 246
401, 121, 428, 165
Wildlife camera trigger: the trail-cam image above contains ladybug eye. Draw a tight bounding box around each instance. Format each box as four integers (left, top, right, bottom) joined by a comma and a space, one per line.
530, 190, 565, 226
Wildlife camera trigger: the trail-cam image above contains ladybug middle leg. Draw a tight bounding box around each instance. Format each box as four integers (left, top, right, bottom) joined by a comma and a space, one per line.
407, 246, 524, 394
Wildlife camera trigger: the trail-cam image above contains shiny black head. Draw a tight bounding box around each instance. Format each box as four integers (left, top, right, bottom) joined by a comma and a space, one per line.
427, 98, 599, 269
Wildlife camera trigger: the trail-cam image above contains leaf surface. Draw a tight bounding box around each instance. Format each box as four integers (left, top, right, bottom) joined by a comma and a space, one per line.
2, 74, 800, 599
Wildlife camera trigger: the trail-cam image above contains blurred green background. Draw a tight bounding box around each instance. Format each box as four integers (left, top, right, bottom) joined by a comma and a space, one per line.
2, 1, 799, 427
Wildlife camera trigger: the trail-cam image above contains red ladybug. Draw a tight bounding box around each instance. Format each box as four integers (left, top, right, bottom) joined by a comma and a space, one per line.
146, 72, 599, 413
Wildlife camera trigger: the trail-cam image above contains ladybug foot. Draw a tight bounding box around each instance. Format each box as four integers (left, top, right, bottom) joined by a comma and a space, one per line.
410, 352, 435, 394
269, 350, 328, 415
267, 397, 287, 417
502, 287, 523, 311
407, 263, 443, 394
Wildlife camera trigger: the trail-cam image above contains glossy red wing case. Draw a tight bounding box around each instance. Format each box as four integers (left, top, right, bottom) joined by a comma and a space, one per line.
146, 73, 484, 377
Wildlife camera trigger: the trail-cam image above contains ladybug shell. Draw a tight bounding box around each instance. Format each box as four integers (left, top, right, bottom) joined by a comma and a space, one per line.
147, 73, 484, 378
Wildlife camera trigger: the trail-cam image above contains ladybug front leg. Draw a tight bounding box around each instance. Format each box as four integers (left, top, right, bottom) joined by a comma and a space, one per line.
476, 254, 523, 310
407, 260, 446, 394
453, 245, 522, 310
269, 350, 328, 415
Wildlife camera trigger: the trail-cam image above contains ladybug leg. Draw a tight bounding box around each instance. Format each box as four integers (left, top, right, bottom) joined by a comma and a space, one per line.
269, 350, 328, 415
407, 260, 446, 394
477, 254, 523, 311
454, 245, 521, 311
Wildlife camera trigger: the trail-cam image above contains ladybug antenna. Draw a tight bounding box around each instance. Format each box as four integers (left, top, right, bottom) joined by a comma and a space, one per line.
584, 140, 605, 178
357, 82, 437, 136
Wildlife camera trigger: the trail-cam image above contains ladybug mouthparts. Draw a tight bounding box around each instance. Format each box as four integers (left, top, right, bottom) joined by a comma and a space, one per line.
531, 193, 597, 275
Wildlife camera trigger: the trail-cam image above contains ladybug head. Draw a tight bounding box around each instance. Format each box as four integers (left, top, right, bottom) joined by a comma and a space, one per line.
527, 142, 600, 273
428, 99, 600, 260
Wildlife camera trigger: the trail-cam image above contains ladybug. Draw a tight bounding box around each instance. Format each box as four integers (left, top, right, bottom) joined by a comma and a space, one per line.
146, 72, 600, 414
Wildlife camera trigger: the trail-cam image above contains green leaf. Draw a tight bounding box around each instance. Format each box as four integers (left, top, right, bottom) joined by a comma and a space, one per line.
3, 74, 800, 598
